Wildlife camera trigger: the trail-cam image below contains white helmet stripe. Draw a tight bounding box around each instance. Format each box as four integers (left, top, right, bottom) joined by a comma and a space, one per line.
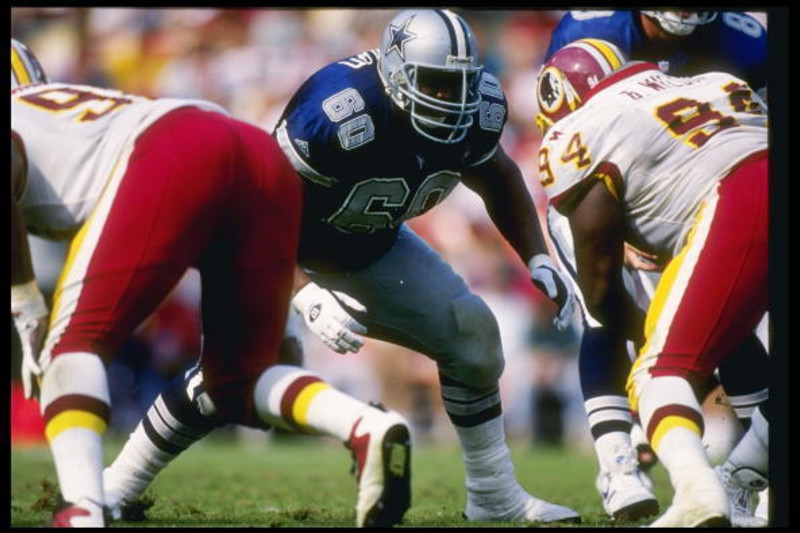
438, 9, 469, 58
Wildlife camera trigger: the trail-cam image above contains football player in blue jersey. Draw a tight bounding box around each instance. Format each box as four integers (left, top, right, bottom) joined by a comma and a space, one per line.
102, 9, 581, 526
547, 10, 767, 97
540, 10, 770, 525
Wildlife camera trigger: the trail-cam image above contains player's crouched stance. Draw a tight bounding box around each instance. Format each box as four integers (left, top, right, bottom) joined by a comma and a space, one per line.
11, 39, 411, 528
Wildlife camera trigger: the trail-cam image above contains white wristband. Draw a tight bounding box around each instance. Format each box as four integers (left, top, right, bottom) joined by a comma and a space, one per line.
11, 279, 45, 309
292, 282, 321, 314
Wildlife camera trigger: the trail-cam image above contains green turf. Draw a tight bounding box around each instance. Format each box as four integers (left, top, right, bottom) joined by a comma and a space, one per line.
10, 433, 673, 527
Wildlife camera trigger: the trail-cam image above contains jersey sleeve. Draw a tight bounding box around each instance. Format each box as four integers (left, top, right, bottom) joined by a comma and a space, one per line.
538, 110, 630, 214
275, 78, 343, 189
465, 71, 507, 167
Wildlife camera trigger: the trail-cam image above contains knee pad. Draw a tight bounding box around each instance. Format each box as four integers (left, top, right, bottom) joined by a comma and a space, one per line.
439, 294, 504, 390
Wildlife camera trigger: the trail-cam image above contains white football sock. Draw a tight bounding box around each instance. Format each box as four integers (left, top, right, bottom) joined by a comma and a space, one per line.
456, 415, 518, 494
40, 353, 109, 508
594, 431, 636, 474
638, 376, 709, 486
254, 364, 369, 441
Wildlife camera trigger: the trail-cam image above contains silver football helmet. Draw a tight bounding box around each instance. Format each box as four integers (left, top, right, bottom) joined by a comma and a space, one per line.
11, 38, 49, 90
377, 9, 482, 144
641, 11, 718, 36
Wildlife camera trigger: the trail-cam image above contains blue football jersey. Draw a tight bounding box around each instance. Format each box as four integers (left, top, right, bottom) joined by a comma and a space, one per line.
546, 11, 767, 92
274, 49, 508, 272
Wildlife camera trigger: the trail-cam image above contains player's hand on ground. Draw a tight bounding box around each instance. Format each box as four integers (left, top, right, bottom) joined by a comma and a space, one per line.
292, 282, 367, 354
11, 281, 50, 400
528, 254, 575, 331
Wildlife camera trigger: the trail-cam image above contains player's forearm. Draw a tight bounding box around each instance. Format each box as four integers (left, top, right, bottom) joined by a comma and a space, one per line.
489, 202, 547, 264
465, 151, 548, 263
580, 271, 644, 343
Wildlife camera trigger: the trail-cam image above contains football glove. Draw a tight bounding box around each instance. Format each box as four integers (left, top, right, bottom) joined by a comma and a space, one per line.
292, 282, 368, 354
528, 253, 575, 331
11, 280, 50, 400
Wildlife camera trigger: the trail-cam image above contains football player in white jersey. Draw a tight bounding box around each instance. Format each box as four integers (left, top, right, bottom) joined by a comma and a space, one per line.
532, 38, 769, 527
544, 13, 771, 525
10, 38, 413, 527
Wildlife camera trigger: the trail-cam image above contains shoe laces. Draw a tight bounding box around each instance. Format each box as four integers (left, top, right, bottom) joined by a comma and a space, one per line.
716, 465, 755, 515
345, 401, 388, 479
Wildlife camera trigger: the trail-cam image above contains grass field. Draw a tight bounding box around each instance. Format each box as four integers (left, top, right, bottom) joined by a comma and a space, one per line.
11, 432, 674, 527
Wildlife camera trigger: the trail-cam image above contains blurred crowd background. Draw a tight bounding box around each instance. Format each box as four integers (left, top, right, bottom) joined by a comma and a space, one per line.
9, 7, 637, 450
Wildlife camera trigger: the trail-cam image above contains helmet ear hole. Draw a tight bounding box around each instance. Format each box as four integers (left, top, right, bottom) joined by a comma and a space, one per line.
378, 9, 484, 144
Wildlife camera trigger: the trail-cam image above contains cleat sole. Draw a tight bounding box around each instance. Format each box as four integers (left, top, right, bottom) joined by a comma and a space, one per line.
363, 424, 411, 528
613, 498, 660, 523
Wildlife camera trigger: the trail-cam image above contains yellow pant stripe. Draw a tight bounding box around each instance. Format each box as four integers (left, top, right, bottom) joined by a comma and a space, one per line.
291, 382, 331, 428
627, 200, 710, 411
650, 415, 702, 452
45, 410, 108, 442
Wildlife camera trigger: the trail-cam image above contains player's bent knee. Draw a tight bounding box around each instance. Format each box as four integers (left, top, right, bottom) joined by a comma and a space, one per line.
443, 294, 505, 389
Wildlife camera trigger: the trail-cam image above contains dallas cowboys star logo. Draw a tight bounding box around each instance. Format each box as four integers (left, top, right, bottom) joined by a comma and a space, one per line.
386, 16, 417, 61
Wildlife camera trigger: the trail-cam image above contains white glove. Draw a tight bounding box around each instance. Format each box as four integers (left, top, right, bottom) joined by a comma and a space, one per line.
292, 282, 367, 354
11, 280, 50, 400
528, 253, 575, 331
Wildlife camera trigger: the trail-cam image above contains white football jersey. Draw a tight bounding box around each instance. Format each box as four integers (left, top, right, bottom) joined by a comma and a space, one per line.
11, 83, 229, 240
539, 62, 768, 258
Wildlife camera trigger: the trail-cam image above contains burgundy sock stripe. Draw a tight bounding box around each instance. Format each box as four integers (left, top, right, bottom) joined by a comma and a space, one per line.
43, 394, 110, 425
646, 404, 704, 442
279, 375, 322, 431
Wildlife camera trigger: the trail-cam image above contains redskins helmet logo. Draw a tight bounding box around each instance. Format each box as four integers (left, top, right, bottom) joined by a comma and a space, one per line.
537, 66, 566, 114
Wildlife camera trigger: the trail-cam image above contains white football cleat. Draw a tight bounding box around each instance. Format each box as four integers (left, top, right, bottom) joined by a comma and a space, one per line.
465, 484, 581, 524
649, 467, 730, 527
346, 404, 411, 528
102, 467, 127, 521
52, 497, 106, 527
715, 464, 769, 528
596, 467, 659, 522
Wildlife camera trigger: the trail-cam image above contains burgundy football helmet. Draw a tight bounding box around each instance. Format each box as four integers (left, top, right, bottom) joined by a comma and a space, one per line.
534, 38, 627, 134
